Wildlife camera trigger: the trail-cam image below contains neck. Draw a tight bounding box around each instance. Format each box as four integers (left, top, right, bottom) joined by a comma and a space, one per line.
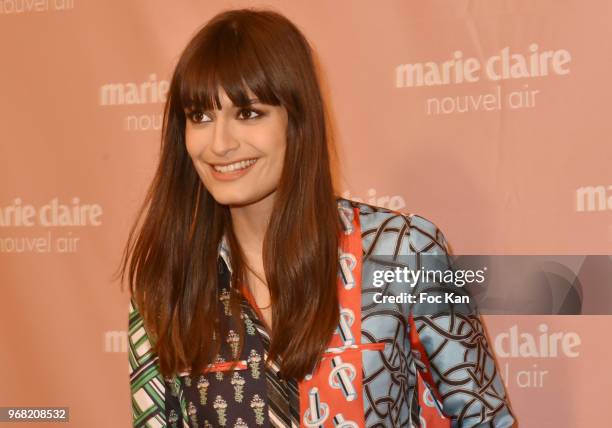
229, 192, 276, 262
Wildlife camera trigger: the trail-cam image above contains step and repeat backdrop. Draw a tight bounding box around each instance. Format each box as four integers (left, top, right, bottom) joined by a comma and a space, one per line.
1, 0, 611, 426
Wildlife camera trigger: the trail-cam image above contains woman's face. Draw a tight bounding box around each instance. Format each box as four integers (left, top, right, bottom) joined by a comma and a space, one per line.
184, 87, 288, 207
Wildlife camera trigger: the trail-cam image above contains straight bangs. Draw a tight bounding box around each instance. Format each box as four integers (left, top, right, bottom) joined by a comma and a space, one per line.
178, 24, 282, 114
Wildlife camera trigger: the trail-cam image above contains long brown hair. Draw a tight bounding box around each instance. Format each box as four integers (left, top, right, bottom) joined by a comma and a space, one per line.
115, 8, 342, 381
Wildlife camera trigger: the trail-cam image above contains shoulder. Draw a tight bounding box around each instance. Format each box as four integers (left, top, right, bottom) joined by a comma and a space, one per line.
336, 196, 450, 256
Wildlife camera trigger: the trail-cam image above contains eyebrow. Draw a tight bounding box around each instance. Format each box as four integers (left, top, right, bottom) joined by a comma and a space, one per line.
184, 98, 261, 112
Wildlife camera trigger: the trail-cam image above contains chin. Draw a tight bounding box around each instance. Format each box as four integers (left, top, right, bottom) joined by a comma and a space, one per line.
208, 190, 254, 207
208, 186, 275, 208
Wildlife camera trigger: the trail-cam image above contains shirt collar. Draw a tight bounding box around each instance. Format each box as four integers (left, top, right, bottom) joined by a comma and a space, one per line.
218, 233, 233, 274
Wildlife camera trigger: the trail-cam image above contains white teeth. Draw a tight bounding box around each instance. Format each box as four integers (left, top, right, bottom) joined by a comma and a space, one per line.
213, 158, 257, 173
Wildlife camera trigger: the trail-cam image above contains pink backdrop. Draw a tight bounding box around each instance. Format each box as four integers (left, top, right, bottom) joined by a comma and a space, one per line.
1, 0, 611, 426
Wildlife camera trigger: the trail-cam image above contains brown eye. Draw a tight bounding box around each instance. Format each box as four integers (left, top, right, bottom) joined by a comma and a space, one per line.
237, 108, 262, 120
188, 110, 212, 123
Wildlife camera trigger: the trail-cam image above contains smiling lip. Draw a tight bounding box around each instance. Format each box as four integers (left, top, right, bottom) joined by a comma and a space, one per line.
208, 158, 258, 181
211, 158, 258, 167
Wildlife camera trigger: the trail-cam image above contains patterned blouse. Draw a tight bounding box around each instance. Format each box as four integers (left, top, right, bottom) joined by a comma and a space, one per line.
128, 198, 517, 427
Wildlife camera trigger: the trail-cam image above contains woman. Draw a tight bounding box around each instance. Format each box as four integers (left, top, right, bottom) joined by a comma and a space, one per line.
118, 8, 516, 428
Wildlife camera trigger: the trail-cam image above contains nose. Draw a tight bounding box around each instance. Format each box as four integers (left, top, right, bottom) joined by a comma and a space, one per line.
209, 114, 239, 157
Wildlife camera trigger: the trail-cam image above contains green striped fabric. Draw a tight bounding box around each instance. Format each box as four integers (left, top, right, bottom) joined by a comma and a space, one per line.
128, 299, 188, 427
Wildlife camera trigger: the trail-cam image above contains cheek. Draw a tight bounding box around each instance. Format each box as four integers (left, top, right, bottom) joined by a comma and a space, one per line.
258, 139, 286, 177
275, 139, 288, 173
266, 126, 287, 165
184, 129, 204, 158
274, 143, 287, 168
